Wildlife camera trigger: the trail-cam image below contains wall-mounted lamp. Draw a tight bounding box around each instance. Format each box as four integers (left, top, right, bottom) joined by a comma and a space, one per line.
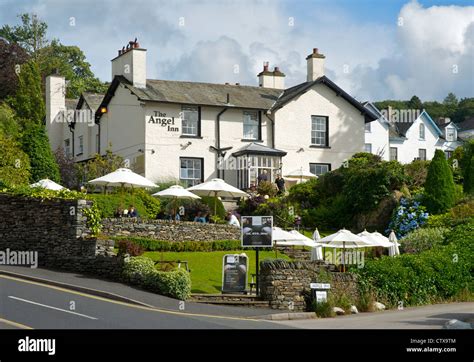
296, 147, 304, 153
180, 141, 192, 149
99, 107, 107, 114
138, 148, 155, 154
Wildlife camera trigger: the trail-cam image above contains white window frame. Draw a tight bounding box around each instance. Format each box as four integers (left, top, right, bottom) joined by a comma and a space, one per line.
243, 111, 259, 140
64, 139, 71, 157
418, 148, 427, 161
180, 158, 203, 187
311, 116, 328, 146
364, 143, 372, 153
78, 135, 84, 155
181, 106, 199, 136
419, 124, 425, 140
309, 163, 330, 176
446, 128, 456, 142
390, 147, 398, 161
365, 122, 371, 132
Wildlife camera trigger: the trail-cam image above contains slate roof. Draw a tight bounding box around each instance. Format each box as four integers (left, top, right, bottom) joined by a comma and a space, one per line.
96, 75, 378, 122
232, 142, 287, 157
65, 98, 78, 110
123, 78, 282, 110
81, 92, 104, 113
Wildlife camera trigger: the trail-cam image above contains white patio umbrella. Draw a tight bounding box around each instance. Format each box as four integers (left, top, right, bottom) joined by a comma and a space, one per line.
388, 230, 400, 256
319, 229, 372, 271
311, 228, 323, 261
357, 230, 391, 247
371, 231, 397, 248
187, 178, 248, 216
89, 168, 156, 209
152, 185, 201, 219
30, 179, 65, 191
88, 168, 156, 188
284, 167, 317, 183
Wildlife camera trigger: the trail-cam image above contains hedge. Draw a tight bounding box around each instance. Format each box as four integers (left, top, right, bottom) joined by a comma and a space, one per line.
123, 256, 191, 300
112, 237, 241, 252
356, 222, 473, 307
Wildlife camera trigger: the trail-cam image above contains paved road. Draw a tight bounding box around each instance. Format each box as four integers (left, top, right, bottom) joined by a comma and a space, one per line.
275, 302, 474, 329
0, 275, 286, 329
0, 265, 274, 317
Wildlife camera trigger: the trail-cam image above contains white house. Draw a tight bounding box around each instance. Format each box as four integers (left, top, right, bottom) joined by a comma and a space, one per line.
363, 103, 463, 163
45, 41, 378, 189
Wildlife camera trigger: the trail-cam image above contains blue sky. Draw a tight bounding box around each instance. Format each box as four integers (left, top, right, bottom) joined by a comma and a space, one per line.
0, 0, 473, 101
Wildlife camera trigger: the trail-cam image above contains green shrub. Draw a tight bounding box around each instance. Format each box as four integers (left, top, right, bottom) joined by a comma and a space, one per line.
21, 123, 60, 183
254, 197, 294, 228
424, 149, 456, 214
257, 180, 277, 198
82, 203, 102, 237
312, 300, 334, 318
200, 196, 226, 218
134, 189, 161, 219
0, 134, 31, 186
123, 256, 192, 300
400, 227, 449, 254
87, 192, 159, 219
404, 160, 430, 188
123, 256, 155, 284
144, 268, 191, 300
111, 237, 242, 252
356, 232, 473, 308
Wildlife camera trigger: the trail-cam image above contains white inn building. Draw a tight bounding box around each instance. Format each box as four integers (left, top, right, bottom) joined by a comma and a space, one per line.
46, 40, 383, 189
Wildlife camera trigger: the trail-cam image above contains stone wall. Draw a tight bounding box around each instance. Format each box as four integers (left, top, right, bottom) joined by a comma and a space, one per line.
101, 218, 241, 241
259, 259, 358, 311
0, 194, 124, 280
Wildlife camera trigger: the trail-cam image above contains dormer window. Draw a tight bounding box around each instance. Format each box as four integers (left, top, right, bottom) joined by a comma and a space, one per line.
419, 124, 425, 140
446, 128, 456, 142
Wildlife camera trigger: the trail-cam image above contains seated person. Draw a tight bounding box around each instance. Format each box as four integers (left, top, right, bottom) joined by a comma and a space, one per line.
128, 205, 138, 217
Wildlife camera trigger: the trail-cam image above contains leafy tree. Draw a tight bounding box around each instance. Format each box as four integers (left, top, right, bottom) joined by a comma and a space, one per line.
77, 148, 124, 188
0, 39, 30, 100
0, 134, 31, 186
38, 40, 107, 98
1, 13, 107, 99
0, 102, 20, 138
424, 149, 456, 214
21, 123, 60, 182
407, 95, 423, 111
460, 140, 474, 194
54, 147, 79, 189
464, 155, 474, 195
453, 97, 474, 123
0, 13, 48, 58
9, 60, 44, 124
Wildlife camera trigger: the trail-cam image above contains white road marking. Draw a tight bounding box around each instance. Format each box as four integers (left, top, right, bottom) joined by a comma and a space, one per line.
8, 296, 98, 320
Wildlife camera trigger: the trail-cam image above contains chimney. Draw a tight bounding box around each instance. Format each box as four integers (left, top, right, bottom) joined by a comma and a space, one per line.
306, 48, 325, 82
45, 74, 66, 152
111, 39, 147, 88
258, 62, 285, 89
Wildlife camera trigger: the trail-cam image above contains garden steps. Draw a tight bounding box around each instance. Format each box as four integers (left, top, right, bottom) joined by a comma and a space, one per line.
190, 293, 270, 308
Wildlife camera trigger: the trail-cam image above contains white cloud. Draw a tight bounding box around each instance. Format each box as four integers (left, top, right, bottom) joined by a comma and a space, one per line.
346, 1, 474, 101
1, 0, 472, 101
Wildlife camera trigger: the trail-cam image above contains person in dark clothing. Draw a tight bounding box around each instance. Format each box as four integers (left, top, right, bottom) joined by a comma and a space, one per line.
257, 169, 269, 184
275, 175, 285, 195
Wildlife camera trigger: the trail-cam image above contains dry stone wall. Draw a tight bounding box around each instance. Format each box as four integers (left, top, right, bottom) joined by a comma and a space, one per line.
259, 259, 358, 311
101, 218, 241, 241
0, 194, 124, 280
